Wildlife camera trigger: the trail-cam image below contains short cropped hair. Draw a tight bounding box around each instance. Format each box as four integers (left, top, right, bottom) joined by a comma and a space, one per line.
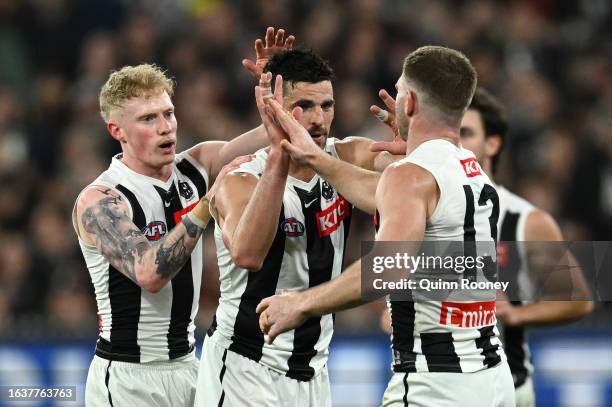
403, 46, 477, 123
99, 63, 175, 122
469, 88, 508, 174
264, 49, 335, 87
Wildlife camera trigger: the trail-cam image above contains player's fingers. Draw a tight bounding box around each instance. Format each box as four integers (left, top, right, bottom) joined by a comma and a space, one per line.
285, 35, 295, 49
256, 297, 271, 314
275, 29, 285, 47
254, 39, 264, 58
273, 74, 284, 103
291, 106, 303, 122
370, 105, 390, 124
259, 311, 268, 333
370, 141, 402, 153
267, 326, 280, 344
379, 89, 396, 110
265, 26, 274, 48
242, 59, 258, 76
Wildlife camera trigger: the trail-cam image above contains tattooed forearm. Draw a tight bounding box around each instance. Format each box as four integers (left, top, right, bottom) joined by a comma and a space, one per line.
153, 218, 204, 279
81, 189, 205, 288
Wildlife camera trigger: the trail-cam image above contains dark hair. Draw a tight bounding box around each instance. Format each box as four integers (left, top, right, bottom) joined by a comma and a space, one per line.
469, 88, 508, 174
263, 49, 335, 85
403, 46, 477, 123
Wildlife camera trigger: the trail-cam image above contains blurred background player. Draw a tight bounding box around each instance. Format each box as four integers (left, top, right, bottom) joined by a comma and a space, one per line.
460, 88, 593, 407
258, 46, 515, 407
72, 61, 268, 405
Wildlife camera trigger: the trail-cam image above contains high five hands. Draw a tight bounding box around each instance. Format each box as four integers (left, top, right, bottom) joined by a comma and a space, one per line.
243, 27, 295, 79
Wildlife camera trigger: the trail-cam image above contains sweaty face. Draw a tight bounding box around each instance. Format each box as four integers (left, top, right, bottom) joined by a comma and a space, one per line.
283, 81, 334, 148
460, 109, 487, 161
113, 91, 177, 173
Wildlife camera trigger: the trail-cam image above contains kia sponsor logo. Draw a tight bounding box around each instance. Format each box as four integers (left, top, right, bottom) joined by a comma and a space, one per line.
460, 157, 482, 177
439, 300, 496, 327
316, 196, 349, 237
142, 221, 167, 241
281, 217, 305, 237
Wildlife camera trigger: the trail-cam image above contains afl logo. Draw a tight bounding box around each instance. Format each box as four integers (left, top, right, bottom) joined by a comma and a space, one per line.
281, 217, 305, 237
142, 221, 167, 241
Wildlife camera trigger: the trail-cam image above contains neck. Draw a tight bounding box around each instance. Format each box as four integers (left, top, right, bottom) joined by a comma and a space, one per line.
120, 154, 173, 182
481, 158, 496, 182
288, 159, 317, 182
405, 116, 461, 156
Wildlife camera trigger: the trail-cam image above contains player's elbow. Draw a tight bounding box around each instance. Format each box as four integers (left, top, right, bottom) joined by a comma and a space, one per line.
575, 300, 594, 317
135, 269, 167, 293
232, 252, 264, 271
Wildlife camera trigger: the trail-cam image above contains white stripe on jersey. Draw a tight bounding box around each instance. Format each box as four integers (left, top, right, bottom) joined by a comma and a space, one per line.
210, 138, 350, 380
77, 151, 208, 363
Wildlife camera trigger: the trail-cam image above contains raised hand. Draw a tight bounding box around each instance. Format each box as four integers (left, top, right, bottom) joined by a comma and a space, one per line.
370, 89, 407, 156
262, 98, 323, 166
242, 27, 295, 79
255, 73, 288, 149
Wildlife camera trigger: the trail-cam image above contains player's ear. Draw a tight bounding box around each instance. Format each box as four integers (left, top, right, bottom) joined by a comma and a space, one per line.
406, 89, 416, 118
107, 120, 125, 143
485, 134, 502, 158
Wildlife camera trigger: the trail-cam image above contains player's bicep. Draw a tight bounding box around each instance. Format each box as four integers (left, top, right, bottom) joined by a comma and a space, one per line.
335, 137, 378, 170
77, 187, 150, 282
214, 172, 258, 249
375, 164, 431, 242
186, 141, 226, 182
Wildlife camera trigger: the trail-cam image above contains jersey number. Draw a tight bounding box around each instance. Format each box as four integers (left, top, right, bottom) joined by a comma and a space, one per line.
462, 184, 499, 281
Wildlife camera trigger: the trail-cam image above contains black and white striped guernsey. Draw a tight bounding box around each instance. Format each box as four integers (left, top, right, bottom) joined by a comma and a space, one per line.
208, 138, 352, 381
76, 152, 208, 363
497, 185, 536, 387
385, 140, 506, 374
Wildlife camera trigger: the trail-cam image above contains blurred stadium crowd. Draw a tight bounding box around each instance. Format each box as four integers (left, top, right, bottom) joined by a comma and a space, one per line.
0, 0, 610, 339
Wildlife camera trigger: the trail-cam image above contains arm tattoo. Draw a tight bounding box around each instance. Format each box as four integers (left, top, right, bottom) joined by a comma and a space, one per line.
81, 188, 205, 286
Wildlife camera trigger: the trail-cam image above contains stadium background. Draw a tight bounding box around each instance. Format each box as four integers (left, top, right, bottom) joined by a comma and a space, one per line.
0, 0, 611, 405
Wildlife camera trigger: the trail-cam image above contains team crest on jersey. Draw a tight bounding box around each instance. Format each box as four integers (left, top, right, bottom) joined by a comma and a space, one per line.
321, 181, 335, 201
281, 217, 305, 237
142, 221, 167, 241
178, 181, 194, 200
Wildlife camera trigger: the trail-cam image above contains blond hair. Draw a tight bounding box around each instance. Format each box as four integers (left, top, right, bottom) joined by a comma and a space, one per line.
99, 64, 175, 122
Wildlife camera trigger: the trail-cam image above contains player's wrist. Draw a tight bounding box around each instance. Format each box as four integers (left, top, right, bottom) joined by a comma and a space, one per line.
187, 197, 211, 228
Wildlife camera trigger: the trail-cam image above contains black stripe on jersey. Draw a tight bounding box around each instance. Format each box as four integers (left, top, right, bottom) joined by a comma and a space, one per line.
402, 372, 409, 407
286, 183, 336, 381
420, 332, 462, 372
340, 195, 352, 270
218, 349, 228, 407
463, 185, 477, 281
390, 301, 417, 373
176, 158, 208, 198
155, 183, 194, 359
499, 211, 528, 385
95, 184, 144, 362
476, 325, 502, 368
228, 209, 286, 361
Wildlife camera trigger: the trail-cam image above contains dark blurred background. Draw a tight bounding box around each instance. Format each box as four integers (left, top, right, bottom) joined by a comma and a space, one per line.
0, 0, 611, 405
